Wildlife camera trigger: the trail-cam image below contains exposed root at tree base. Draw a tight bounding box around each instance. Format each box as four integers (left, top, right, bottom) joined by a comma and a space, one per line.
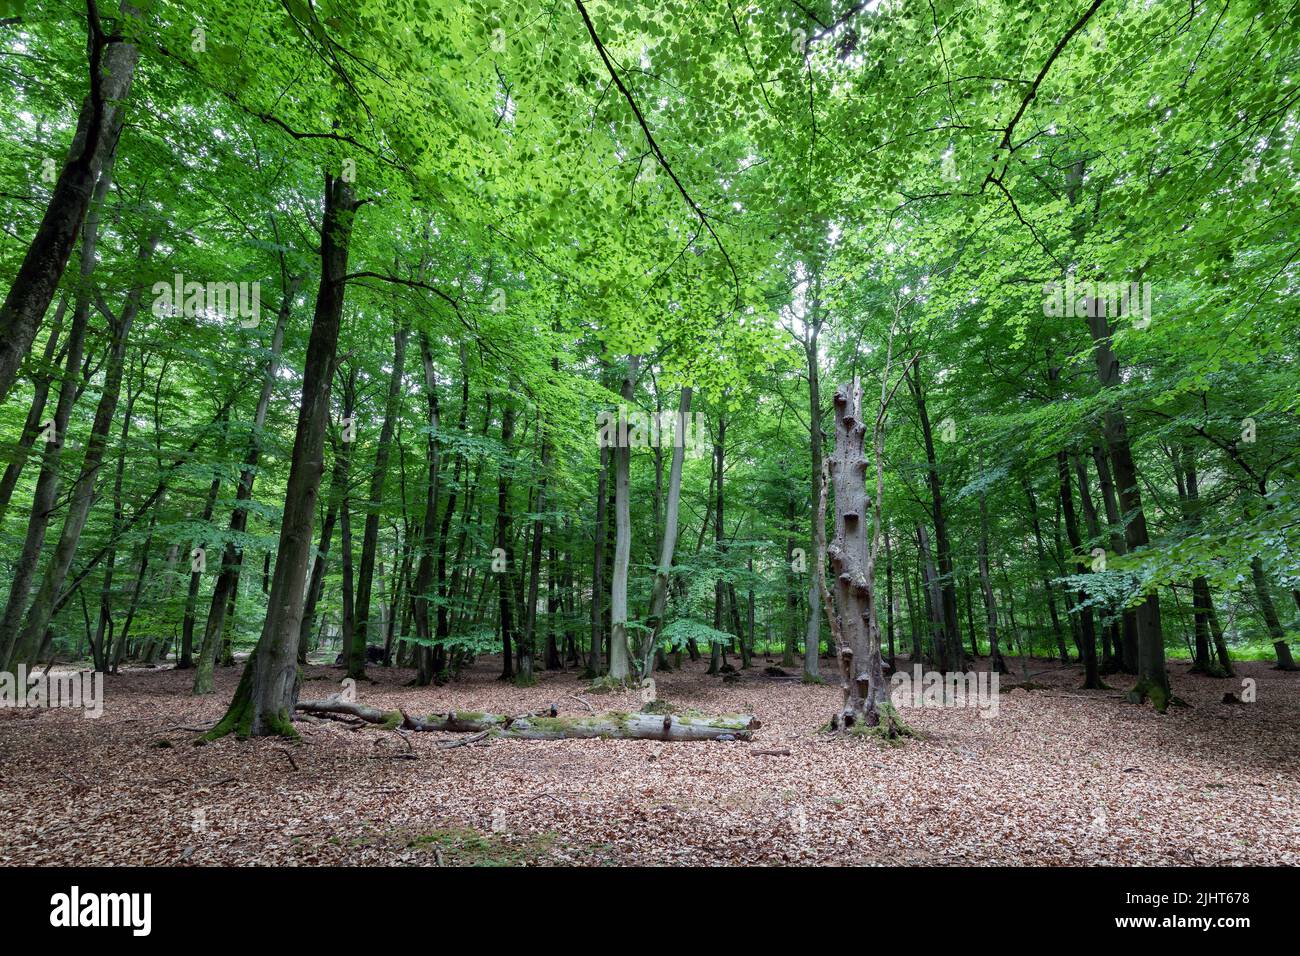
585, 675, 639, 694
1126, 679, 1189, 713
825, 703, 917, 743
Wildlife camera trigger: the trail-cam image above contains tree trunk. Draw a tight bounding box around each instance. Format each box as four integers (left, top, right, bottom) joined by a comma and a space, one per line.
587, 444, 609, 675
802, 329, 824, 681
907, 360, 962, 671
1059, 451, 1102, 689
784, 494, 800, 668
0, 2, 139, 406
298, 455, 343, 665
0, 299, 86, 670
1092, 444, 1138, 673
520, 411, 552, 684
195, 276, 302, 691
606, 356, 638, 680
410, 335, 442, 683
1206, 589, 1235, 677
885, 529, 897, 668
640, 386, 690, 677
709, 410, 726, 676
496, 399, 516, 680
296, 694, 759, 740
7, 233, 158, 669
916, 523, 948, 672
339, 464, 356, 668
0, 295, 67, 525
0, 158, 106, 671
1084, 309, 1170, 708
824, 379, 892, 731
903, 555, 922, 666
351, 319, 409, 679
1250, 556, 1298, 670
206, 174, 359, 739
1173, 446, 1228, 676
977, 491, 1008, 674
1022, 476, 1069, 662
179, 442, 225, 670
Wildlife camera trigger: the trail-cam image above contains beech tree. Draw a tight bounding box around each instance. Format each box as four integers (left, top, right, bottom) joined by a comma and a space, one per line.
0, 0, 1294, 733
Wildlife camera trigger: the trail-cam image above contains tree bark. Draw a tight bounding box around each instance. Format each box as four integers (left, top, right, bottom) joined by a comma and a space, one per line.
1084, 308, 1170, 708
496, 399, 517, 680
906, 359, 962, 671
824, 378, 892, 731
0, 296, 67, 524
194, 276, 301, 691
977, 491, 1008, 674
588, 444, 609, 675
1250, 556, 1298, 670
1058, 451, 1101, 688
1092, 444, 1138, 673
296, 694, 759, 740
607, 356, 638, 680
802, 325, 824, 680
7, 232, 158, 669
206, 174, 359, 739
0, 1, 140, 406
639, 386, 691, 677
351, 319, 409, 679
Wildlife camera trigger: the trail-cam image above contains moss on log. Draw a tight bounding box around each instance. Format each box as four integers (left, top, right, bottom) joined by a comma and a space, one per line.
295, 695, 758, 741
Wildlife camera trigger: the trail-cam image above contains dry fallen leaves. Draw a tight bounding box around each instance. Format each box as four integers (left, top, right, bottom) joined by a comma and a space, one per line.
0, 655, 1296, 866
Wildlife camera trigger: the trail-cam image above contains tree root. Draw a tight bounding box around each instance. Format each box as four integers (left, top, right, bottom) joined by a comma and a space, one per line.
826, 702, 916, 742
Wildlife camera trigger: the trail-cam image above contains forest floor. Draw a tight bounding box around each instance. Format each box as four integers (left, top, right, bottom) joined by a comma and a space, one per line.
2, 653, 1297, 866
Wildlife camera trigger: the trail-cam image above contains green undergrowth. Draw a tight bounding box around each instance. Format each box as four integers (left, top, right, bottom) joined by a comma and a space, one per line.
406, 828, 556, 866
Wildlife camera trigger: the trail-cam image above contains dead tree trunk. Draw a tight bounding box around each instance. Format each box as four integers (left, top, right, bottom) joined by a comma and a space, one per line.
823, 378, 893, 732
296, 694, 759, 740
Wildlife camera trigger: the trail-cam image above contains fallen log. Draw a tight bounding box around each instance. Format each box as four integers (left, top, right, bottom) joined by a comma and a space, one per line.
294, 695, 759, 741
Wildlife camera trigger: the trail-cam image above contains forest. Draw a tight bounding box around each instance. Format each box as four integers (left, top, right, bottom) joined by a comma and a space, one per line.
0, 0, 1298, 873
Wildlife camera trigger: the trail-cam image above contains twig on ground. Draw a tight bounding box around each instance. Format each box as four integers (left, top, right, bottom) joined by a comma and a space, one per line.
564, 694, 595, 713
